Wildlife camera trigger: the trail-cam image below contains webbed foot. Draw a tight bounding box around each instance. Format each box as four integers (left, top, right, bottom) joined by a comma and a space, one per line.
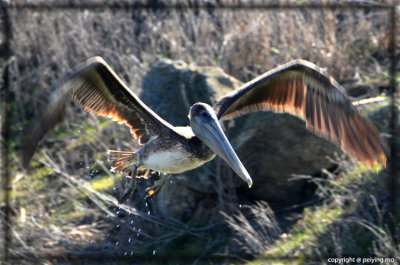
145, 173, 171, 201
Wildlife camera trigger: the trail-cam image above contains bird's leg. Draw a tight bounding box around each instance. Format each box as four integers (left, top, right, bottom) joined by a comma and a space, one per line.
145, 173, 171, 200
118, 164, 138, 204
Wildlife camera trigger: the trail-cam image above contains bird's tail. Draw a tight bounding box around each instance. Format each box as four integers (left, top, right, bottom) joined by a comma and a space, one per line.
108, 150, 137, 176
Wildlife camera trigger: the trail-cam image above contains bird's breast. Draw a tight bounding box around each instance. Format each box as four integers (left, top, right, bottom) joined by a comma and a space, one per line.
142, 149, 215, 174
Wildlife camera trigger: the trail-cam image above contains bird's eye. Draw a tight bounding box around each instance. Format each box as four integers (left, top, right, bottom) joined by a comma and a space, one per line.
201, 111, 208, 117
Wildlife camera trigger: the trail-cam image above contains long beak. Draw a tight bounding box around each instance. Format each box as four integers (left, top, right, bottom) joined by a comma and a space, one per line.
198, 118, 253, 188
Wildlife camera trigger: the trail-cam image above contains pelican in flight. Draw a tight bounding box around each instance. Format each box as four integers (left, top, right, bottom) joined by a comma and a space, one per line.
23, 57, 388, 203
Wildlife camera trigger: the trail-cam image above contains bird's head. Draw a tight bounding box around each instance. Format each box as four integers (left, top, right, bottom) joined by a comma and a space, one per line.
189, 102, 253, 187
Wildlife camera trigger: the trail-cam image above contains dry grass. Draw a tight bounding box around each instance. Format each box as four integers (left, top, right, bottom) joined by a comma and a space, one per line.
222, 201, 281, 255
223, 155, 399, 264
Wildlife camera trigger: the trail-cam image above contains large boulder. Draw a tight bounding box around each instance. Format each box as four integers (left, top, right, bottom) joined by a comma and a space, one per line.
139, 59, 342, 217
140, 59, 239, 125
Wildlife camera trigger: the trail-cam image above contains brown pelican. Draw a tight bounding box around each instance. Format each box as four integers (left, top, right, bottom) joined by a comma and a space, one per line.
22, 56, 388, 203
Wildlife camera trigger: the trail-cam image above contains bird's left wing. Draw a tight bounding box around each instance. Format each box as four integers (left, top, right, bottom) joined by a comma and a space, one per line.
22, 56, 174, 168
213, 59, 388, 167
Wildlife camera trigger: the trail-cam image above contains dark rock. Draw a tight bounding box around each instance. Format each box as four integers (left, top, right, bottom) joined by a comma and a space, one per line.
227, 112, 340, 207
347, 84, 376, 99
141, 59, 239, 126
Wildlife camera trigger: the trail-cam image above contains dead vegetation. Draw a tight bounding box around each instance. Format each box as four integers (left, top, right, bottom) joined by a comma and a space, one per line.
1, 1, 398, 264
224, 155, 399, 264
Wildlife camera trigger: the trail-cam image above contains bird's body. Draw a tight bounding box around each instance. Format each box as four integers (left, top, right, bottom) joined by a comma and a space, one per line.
23, 56, 389, 203
133, 127, 215, 174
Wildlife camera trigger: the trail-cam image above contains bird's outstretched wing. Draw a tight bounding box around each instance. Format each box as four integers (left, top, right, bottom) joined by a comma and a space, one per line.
213, 59, 388, 167
22, 56, 174, 168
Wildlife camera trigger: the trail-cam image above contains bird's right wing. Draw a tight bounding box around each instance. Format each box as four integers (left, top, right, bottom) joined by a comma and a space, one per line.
22, 56, 174, 168
214, 59, 388, 167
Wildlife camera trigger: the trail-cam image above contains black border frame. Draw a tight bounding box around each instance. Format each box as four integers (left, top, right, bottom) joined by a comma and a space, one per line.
1, 1, 398, 263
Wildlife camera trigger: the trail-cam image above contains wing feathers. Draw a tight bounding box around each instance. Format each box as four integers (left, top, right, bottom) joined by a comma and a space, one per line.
22, 57, 174, 168
214, 59, 388, 167
68, 57, 173, 144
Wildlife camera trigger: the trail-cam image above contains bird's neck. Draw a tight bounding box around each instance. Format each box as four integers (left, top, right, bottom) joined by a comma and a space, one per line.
173, 126, 216, 162
187, 135, 216, 162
